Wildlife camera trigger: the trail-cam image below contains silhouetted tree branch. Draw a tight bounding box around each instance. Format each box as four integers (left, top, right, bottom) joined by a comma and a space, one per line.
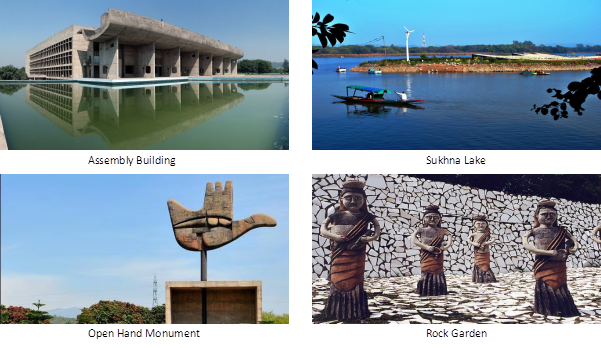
532, 67, 601, 119
312, 13, 351, 73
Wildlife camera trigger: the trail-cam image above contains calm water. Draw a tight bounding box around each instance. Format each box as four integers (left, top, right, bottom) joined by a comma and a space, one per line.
313, 57, 601, 150
0, 82, 288, 150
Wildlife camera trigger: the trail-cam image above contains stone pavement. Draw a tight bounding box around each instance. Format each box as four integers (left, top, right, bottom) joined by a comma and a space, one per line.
312, 268, 601, 324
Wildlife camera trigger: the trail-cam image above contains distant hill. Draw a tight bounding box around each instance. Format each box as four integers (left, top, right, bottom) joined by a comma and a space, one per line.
49, 307, 81, 318
271, 62, 283, 68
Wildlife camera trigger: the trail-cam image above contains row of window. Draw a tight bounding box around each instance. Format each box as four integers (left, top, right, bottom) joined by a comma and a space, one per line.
29, 91, 74, 125
30, 66, 73, 79
30, 83, 74, 98
30, 86, 73, 110
30, 52, 73, 70
29, 37, 73, 61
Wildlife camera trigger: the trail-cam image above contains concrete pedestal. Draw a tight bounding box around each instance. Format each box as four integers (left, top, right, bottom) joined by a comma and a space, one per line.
165, 281, 262, 324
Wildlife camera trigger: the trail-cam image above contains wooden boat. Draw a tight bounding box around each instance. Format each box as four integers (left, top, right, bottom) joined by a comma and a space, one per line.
520, 71, 536, 75
535, 71, 550, 75
368, 67, 382, 74
332, 85, 424, 105
336, 66, 346, 72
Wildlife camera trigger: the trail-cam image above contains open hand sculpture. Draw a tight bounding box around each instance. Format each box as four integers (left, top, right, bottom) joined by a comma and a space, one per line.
167, 181, 277, 251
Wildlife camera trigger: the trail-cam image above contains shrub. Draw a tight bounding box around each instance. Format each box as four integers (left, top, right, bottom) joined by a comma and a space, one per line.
260, 311, 289, 324
77, 300, 149, 324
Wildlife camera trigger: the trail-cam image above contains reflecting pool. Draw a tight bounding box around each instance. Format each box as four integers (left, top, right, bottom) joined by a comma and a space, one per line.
0, 81, 288, 150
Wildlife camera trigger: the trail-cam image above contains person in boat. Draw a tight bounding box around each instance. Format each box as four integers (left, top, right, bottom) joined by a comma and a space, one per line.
366, 92, 373, 100
320, 180, 381, 320
522, 200, 579, 317
400, 92, 408, 101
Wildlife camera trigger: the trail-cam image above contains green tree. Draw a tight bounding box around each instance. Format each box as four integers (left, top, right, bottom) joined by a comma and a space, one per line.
257, 60, 272, 74
238, 60, 258, 74
143, 304, 166, 324
77, 300, 149, 324
0, 84, 26, 96
0, 305, 9, 324
25, 300, 53, 324
0, 65, 28, 80
282, 59, 289, 73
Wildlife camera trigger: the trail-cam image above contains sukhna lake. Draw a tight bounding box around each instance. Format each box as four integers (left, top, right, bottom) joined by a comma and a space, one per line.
313, 57, 601, 150
0, 81, 288, 150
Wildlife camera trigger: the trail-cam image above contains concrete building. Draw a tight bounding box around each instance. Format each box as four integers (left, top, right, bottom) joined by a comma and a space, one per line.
25, 9, 243, 80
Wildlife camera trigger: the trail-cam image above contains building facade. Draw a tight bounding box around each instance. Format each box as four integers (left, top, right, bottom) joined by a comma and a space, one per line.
25, 9, 243, 80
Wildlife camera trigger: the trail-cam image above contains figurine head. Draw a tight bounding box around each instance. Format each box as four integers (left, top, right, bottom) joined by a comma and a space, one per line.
338, 181, 368, 214
473, 215, 489, 233
423, 205, 442, 227
533, 200, 558, 228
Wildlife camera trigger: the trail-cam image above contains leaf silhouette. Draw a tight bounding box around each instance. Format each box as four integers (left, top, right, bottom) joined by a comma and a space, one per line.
323, 14, 334, 24
313, 13, 320, 24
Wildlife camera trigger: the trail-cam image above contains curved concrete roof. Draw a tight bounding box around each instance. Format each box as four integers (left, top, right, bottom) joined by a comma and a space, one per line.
81, 8, 243, 59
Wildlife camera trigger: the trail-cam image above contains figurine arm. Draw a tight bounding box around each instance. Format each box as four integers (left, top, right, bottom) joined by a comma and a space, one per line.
566, 231, 578, 253
411, 229, 434, 252
484, 236, 496, 246
466, 233, 480, 247
320, 217, 344, 242
522, 230, 557, 256
592, 225, 601, 244
360, 216, 381, 242
441, 229, 453, 251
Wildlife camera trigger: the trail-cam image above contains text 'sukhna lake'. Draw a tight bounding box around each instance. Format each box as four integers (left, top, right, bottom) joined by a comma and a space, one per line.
313, 57, 601, 150
0, 82, 288, 150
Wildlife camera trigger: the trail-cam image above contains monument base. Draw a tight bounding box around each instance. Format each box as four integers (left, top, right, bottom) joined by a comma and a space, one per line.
165, 281, 262, 324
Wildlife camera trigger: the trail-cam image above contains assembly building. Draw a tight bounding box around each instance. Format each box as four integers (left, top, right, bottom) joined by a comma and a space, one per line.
25, 8, 244, 80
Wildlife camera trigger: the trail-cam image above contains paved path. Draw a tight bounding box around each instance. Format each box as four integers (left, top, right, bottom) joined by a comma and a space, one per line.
0, 114, 7, 150
313, 267, 601, 324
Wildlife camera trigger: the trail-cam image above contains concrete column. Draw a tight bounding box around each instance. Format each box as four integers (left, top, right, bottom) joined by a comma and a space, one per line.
223, 58, 231, 75
99, 37, 119, 79
231, 60, 238, 75
135, 42, 155, 78
164, 47, 181, 77
199, 54, 212, 76
181, 50, 199, 76
213, 56, 223, 75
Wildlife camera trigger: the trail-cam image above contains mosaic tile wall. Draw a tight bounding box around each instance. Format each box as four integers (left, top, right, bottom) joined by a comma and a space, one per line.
312, 174, 601, 279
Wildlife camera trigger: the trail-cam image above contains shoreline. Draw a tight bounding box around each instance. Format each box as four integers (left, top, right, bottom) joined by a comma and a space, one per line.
314, 52, 601, 58
350, 62, 600, 74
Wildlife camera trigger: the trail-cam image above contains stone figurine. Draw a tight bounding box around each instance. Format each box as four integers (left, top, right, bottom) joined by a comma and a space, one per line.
591, 225, 601, 245
522, 200, 579, 317
411, 205, 453, 296
467, 215, 497, 283
320, 181, 381, 320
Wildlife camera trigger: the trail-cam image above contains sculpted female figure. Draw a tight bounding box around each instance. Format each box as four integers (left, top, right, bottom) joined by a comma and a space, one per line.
522, 200, 580, 317
411, 205, 453, 296
320, 181, 381, 320
467, 215, 497, 283
591, 225, 601, 245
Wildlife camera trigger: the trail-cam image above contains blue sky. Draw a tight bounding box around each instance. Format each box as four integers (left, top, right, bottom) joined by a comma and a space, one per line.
0, 175, 289, 315
0, 0, 289, 67
313, 0, 600, 48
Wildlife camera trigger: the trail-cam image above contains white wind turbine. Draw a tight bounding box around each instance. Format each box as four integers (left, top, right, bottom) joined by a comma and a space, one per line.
404, 26, 415, 62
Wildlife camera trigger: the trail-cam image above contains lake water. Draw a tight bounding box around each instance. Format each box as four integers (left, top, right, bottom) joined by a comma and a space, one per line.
313, 57, 601, 150
0, 82, 289, 150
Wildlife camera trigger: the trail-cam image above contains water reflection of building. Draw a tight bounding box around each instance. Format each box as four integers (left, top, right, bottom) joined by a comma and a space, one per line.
25, 83, 244, 149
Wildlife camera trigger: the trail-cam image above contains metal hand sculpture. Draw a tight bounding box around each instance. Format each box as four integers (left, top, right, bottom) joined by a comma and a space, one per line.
168, 181, 277, 251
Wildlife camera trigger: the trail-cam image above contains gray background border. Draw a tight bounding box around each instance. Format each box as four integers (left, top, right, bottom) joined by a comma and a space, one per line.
0, 0, 601, 348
